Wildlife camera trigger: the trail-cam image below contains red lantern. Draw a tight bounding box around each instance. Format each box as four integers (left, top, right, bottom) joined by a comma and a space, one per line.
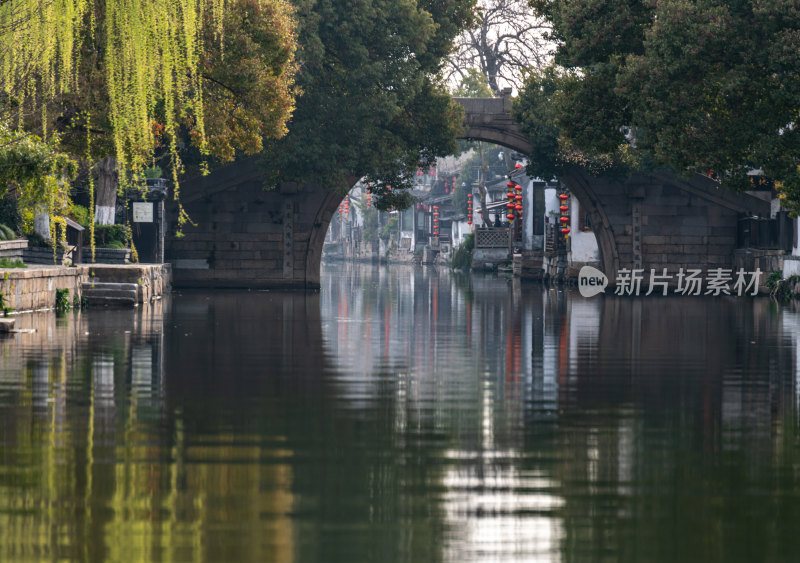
506, 202, 514, 209
515, 185, 522, 193
515, 194, 522, 201
467, 220, 472, 225
561, 227, 571, 235
515, 204, 523, 211
506, 181, 515, 189
559, 216, 569, 224
507, 213, 515, 221
558, 193, 569, 201
507, 192, 515, 200
559, 205, 569, 212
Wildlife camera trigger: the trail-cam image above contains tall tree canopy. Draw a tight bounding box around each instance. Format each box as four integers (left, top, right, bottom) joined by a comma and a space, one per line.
445, 0, 551, 94
263, 0, 476, 210
518, 0, 800, 209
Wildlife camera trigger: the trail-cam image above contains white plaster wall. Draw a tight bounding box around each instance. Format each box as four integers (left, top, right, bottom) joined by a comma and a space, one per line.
523, 178, 534, 251
570, 199, 600, 264
784, 256, 800, 277
793, 217, 800, 256
451, 220, 471, 246
544, 188, 559, 225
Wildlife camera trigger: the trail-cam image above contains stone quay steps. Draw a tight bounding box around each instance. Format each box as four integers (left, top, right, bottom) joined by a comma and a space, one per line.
81, 282, 138, 307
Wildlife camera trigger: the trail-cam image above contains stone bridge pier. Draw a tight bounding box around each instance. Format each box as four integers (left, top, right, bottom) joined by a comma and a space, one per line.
166, 158, 340, 289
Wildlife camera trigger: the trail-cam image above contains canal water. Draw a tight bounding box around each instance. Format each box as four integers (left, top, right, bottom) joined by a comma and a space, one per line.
1, 262, 800, 562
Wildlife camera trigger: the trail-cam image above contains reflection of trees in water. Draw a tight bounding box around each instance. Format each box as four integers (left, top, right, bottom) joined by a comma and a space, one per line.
4, 267, 800, 561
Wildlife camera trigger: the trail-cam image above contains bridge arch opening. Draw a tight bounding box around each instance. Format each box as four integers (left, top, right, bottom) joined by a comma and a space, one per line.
452, 130, 618, 280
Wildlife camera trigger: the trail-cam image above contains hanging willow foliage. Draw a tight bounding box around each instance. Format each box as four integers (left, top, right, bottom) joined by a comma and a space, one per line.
0, 0, 295, 234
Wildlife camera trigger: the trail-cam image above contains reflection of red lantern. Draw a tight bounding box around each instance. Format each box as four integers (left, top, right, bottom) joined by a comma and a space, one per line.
559, 205, 569, 212
561, 227, 571, 235
559, 216, 569, 224
514, 163, 523, 169
558, 193, 569, 201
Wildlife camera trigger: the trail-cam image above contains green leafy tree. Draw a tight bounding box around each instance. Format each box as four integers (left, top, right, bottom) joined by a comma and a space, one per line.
521, 0, 800, 209
0, 126, 76, 238
262, 0, 477, 211
1, 0, 298, 232
452, 69, 495, 98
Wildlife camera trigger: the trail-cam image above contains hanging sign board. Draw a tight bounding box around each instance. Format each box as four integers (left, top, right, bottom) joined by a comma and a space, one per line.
133, 202, 154, 223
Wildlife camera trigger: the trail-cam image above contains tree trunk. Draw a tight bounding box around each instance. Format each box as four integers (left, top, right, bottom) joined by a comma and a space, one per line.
34, 211, 50, 240
95, 156, 117, 225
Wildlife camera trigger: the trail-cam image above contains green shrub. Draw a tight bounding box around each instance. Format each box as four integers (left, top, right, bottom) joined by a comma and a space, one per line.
55, 288, 71, 312
143, 165, 163, 179
70, 204, 91, 227
0, 292, 12, 316
94, 224, 127, 248
0, 258, 26, 269
0, 224, 14, 240
766, 270, 783, 291
450, 232, 474, 270
380, 216, 398, 240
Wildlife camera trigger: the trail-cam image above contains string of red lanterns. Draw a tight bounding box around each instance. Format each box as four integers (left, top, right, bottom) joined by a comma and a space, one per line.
506, 179, 522, 223
558, 192, 570, 236
467, 194, 473, 229
433, 205, 439, 237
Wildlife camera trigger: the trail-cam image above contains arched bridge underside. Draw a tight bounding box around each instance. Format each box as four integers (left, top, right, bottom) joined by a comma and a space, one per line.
167, 97, 770, 289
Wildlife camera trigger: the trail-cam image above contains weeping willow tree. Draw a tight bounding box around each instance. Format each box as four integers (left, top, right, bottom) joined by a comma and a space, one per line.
0, 0, 297, 244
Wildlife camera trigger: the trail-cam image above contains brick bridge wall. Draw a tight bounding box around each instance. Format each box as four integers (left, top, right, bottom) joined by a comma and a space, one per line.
167, 158, 339, 289
562, 170, 770, 283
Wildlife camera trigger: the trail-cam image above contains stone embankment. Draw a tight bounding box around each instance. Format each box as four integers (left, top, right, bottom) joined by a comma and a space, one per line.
0, 264, 171, 313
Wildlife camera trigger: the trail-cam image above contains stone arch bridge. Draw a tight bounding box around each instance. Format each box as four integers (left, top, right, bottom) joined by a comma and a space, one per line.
167, 95, 770, 288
